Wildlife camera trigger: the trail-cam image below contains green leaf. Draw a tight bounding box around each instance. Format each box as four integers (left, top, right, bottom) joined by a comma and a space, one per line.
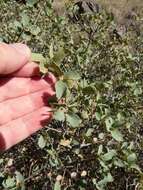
127, 153, 137, 164
63, 71, 81, 80
26, 0, 38, 6
49, 42, 54, 59
66, 111, 81, 127
15, 171, 24, 183
86, 128, 94, 137
105, 117, 114, 131
98, 173, 113, 186
117, 113, 124, 123
0, 159, 3, 165
14, 21, 22, 29
54, 109, 65, 121
134, 87, 142, 96
21, 33, 31, 41
94, 173, 114, 190
54, 181, 61, 190
111, 129, 123, 142
31, 53, 48, 74
31, 53, 46, 63
92, 179, 103, 190
130, 164, 141, 173
98, 133, 104, 140
95, 112, 101, 121
30, 26, 41, 35
38, 135, 46, 149
82, 86, 95, 95
99, 160, 109, 171
3, 177, 15, 188
39, 62, 48, 74
21, 13, 30, 27
114, 159, 125, 168
0, 38, 3, 42
81, 110, 88, 119
102, 149, 117, 161
15, 171, 25, 190
55, 81, 67, 99
95, 173, 113, 190
104, 172, 114, 183
98, 145, 103, 155
48, 63, 63, 77
54, 47, 65, 64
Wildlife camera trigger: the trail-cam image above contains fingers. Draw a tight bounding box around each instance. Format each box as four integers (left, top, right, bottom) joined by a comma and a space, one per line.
11, 61, 40, 77
44, 72, 57, 87
0, 106, 52, 150
0, 87, 55, 125
0, 43, 31, 74
0, 73, 56, 103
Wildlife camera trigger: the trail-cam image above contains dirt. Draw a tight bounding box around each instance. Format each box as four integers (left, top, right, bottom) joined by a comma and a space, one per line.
53, 0, 143, 23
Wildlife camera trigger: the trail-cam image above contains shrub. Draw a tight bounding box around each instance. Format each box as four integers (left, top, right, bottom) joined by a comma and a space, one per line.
0, 1, 143, 189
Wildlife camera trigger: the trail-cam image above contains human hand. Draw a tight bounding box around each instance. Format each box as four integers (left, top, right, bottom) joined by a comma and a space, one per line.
0, 43, 56, 151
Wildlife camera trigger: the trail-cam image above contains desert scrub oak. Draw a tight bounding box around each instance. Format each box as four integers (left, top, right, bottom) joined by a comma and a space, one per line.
0, 1, 143, 190
30, 5, 142, 189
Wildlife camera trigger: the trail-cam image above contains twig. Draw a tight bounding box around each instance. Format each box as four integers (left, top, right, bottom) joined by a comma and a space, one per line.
46, 126, 62, 133
135, 183, 140, 190
61, 169, 66, 185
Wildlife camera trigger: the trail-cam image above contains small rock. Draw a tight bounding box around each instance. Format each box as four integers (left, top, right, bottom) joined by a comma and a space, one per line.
81, 170, 87, 177
56, 175, 63, 181
93, 137, 98, 143
71, 172, 77, 179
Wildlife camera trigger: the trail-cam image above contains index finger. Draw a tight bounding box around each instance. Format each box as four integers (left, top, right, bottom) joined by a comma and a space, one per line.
0, 43, 31, 75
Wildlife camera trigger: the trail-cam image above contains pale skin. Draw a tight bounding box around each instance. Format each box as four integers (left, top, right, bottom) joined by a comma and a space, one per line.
0, 43, 56, 151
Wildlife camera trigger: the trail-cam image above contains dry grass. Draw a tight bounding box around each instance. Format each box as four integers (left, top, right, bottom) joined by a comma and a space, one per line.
53, 0, 143, 23
95, 0, 143, 23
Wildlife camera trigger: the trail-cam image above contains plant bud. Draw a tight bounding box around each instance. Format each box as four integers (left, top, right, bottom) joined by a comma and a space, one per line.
81, 170, 87, 177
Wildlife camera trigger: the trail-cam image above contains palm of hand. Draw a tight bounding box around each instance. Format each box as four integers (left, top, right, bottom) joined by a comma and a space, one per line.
0, 43, 56, 150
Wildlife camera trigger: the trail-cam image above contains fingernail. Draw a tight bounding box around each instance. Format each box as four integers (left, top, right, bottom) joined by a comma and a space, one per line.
10, 43, 31, 58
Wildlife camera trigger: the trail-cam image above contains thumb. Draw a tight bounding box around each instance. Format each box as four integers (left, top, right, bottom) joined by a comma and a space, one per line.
0, 43, 31, 75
